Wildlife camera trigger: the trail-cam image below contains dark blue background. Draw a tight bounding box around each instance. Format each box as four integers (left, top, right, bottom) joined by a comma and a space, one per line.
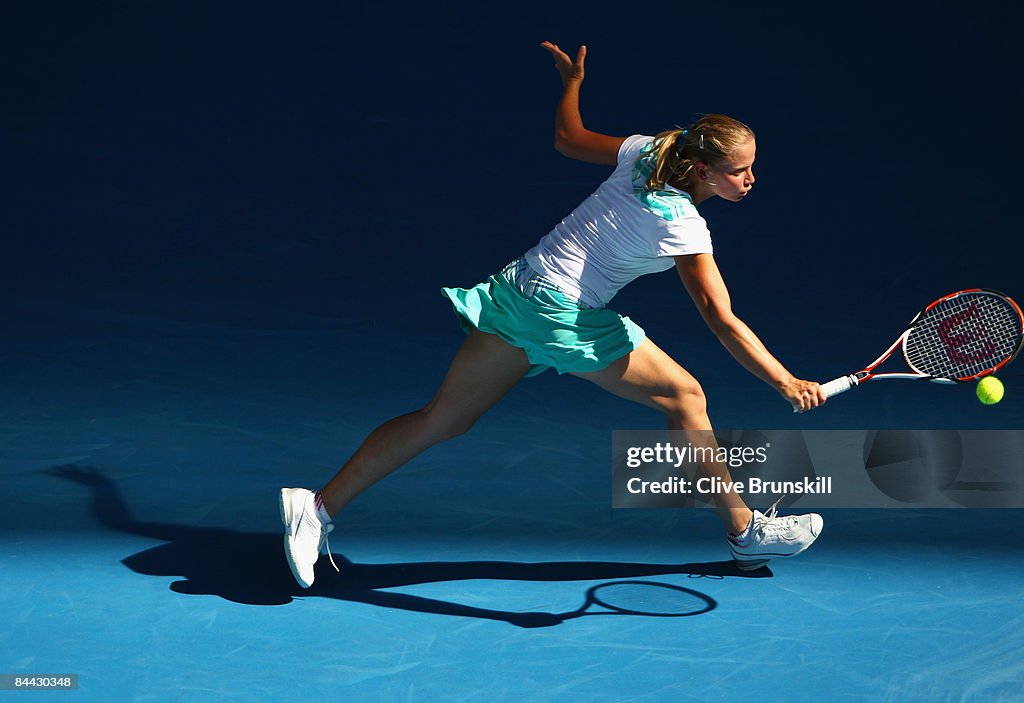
6, 2, 1022, 427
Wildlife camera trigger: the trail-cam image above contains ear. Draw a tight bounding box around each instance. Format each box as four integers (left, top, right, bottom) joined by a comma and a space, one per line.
695, 162, 711, 181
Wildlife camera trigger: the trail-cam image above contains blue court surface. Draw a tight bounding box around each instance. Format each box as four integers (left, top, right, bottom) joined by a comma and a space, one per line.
4, 3, 1024, 701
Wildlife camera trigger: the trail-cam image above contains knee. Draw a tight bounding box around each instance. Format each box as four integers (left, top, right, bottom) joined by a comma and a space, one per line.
417, 404, 475, 443
660, 378, 707, 420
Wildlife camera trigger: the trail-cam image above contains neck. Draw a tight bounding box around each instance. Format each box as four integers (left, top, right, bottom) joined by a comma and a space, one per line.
671, 176, 715, 206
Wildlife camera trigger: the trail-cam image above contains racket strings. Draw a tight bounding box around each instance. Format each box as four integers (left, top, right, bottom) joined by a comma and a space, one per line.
906, 292, 1022, 379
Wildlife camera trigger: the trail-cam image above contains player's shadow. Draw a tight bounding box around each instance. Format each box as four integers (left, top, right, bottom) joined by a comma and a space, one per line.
49, 465, 769, 628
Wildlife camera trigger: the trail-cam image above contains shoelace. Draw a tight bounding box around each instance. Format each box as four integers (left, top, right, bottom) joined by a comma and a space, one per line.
302, 494, 340, 574
752, 495, 797, 538
320, 523, 341, 574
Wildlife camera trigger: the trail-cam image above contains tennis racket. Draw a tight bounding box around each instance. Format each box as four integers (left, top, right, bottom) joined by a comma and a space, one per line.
807, 289, 1023, 408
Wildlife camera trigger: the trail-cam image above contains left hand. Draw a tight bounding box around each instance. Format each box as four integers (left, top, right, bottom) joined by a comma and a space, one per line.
540, 41, 586, 86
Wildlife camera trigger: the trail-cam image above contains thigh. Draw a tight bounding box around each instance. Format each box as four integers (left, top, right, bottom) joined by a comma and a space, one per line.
424, 329, 533, 424
571, 337, 702, 413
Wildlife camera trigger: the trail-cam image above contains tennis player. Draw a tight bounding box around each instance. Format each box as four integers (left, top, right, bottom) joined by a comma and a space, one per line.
280, 41, 826, 588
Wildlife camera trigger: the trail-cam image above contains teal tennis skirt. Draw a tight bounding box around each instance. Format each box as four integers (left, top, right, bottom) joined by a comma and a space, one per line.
441, 258, 646, 377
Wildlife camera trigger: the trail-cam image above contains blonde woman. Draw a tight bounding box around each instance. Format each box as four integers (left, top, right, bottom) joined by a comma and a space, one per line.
280, 41, 827, 588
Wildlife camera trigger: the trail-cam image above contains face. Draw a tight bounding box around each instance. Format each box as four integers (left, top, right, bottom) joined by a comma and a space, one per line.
705, 139, 756, 202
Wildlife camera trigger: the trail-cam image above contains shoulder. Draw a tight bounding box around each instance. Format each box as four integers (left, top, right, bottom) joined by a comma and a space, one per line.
651, 195, 712, 256
635, 187, 703, 224
617, 135, 655, 165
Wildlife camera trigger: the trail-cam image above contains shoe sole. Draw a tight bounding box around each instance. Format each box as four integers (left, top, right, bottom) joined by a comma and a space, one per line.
279, 488, 313, 589
730, 541, 812, 571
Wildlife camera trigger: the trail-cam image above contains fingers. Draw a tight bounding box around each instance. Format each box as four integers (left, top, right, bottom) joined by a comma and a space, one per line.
789, 381, 827, 413
540, 40, 587, 85
801, 382, 821, 409
540, 40, 566, 58
575, 45, 587, 67
793, 396, 818, 413
816, 382, 828, 405
540, 40, 582, 65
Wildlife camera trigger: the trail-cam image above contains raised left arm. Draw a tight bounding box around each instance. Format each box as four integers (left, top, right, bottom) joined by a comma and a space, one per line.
540, 41, 625, 165
675, 253, 824, 412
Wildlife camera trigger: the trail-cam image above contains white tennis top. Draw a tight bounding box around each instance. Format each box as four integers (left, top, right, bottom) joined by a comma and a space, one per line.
524, 134, 713, 309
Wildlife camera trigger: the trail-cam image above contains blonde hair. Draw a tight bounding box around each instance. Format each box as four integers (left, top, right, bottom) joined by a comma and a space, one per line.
644, 114, 755, 191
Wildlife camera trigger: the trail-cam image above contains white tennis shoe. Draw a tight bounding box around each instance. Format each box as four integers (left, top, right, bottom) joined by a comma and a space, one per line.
280, 487, 339, 588
728, 499, 823, 571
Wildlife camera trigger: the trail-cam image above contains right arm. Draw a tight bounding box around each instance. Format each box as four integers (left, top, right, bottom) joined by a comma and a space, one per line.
540, 41, 625, 165
674, 253, 826, 412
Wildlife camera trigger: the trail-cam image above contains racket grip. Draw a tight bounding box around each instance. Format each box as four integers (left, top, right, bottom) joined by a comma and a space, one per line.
791, 374, 859, 412
820, 374, 858, 398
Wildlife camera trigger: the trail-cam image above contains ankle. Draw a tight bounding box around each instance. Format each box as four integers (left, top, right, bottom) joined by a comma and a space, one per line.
313, 490, 333, 524
728, 509, 754, 537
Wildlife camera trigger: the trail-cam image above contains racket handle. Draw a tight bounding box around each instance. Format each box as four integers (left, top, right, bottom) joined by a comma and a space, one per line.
791, 374, 859, 412
820, 374, 858, 398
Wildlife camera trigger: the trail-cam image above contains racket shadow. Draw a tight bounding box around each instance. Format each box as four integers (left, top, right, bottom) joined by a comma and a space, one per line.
504, 580, 717, 628
48, 465, 769, 628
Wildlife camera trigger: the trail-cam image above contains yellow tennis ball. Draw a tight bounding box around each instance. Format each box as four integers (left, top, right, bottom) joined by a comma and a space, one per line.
976, 376, 1004, 405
